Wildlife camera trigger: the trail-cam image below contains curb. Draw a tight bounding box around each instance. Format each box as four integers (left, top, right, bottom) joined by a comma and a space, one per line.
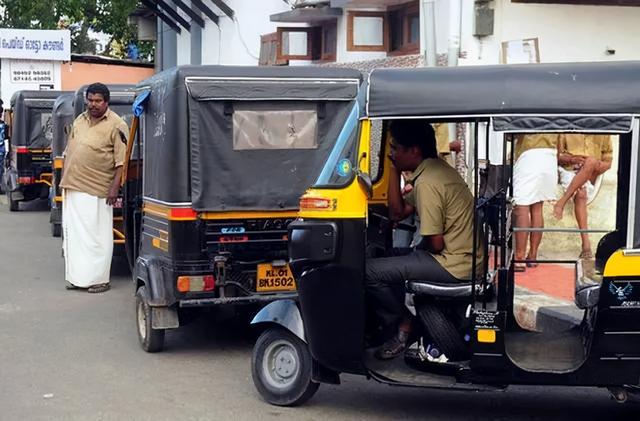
514, 286, 583, 332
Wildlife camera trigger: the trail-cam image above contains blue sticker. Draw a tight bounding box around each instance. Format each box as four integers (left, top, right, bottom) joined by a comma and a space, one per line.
221, 227, 245, 234
336, 159, 352, 177
609, 282, 633, 301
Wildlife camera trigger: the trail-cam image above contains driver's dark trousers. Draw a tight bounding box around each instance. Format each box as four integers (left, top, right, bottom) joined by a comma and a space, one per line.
365, 248, 460, 334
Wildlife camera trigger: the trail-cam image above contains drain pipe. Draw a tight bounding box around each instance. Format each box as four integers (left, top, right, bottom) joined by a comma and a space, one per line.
420, 0, 437, 67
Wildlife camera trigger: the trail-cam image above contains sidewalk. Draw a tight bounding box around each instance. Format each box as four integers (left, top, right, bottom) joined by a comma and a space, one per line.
513, 263, 584, 332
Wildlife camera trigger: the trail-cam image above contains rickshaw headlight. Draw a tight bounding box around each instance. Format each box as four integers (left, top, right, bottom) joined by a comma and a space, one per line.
177, 275, 215, 292
300, 196, 333, 210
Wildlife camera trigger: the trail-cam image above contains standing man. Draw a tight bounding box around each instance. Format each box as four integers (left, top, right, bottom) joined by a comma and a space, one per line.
553, 134, 613, 259
366, 120, 482, 359
60, 83, 128, 293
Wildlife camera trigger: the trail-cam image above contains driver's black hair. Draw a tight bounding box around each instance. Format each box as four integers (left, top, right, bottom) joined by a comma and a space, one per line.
389, 119, 438, 159
86, 83, 110, 103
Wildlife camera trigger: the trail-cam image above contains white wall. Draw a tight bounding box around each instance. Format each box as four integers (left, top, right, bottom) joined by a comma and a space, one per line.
1, 58, 62, 105
460, 0, 640, 65
176, 4, 192, 66
201, 0, 291, 65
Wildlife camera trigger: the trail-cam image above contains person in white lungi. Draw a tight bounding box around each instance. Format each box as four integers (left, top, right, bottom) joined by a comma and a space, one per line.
60, 83, 128, 293
553, 134, 613, 259
512, 133, 559, 272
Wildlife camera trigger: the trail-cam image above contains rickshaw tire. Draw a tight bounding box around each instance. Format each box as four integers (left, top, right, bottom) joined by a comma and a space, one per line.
252, 327, 319, 407
418, 303, 469, 361
135, 285, 165, 353
51, 223, 61, 237
8, 196, 18, 212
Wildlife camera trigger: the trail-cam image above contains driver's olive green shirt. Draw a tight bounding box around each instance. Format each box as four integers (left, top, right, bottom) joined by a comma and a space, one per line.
60, 109, 128, 198
405, 158, 482, 280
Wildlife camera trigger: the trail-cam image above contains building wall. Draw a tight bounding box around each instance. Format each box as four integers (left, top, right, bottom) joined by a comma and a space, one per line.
200, 0, 291, 65
60, 61, 155, 91
1, 59, 63, 105
460, 0, 640, 65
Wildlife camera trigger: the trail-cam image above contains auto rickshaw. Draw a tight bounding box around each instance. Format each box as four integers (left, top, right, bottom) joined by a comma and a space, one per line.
49, 93, 75, 236
49, 84, 136, 249
250, 61, 640, 406
3, 90, 69, 211
125, 65, 363, 352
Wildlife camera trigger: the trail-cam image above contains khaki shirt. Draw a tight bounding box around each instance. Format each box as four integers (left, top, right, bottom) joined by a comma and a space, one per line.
60, 109, 128, 198
514, 133, 559, 162
558, 134, 613, 170
406, 158, 483, 280
434, 123, 454, 167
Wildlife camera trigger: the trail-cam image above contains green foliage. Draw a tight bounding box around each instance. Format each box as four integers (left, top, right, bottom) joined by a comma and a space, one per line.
0, 0, 151, 60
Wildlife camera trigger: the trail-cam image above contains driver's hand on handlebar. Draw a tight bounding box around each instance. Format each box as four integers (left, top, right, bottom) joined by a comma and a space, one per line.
401, 183, 413, 195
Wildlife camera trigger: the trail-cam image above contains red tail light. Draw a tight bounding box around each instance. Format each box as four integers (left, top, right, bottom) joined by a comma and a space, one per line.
16, 146, 29, 154
177, 275, 215, 292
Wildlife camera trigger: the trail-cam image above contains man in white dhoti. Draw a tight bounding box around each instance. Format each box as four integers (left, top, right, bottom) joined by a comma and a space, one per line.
512, 133, 559, 272
60, 83, 128, 293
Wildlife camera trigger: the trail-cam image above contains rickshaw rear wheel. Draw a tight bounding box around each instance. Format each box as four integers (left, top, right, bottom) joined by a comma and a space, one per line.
135, 285, 165, 353
51, 223, 61, 237
8, 193, 19, 212
252, 327, 319, 406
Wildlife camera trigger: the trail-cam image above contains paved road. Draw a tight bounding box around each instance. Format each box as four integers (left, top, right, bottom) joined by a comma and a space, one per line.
0, 199, 638, 420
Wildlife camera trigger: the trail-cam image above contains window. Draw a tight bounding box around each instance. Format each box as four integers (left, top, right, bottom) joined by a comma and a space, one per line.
277, 27, 314, 60
347, 11, 388, 52
387, 2, 419, 55
273, 24, 337, 63
233, 103, 318, 151
259, 32, 288, 66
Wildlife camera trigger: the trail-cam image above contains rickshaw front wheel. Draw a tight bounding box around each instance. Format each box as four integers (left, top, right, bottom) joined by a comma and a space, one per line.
135, 285, 165, 353
252, 327, 319, 406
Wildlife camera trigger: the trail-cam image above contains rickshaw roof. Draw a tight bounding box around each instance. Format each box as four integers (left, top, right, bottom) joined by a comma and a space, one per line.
52, 93, 74, 118
10, 90, 66, 109
137, 65, 363, 101
367, 61, 640, 119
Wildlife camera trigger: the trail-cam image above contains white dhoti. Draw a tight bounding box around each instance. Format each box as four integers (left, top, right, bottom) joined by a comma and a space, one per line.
558, 166, 597, 203
513, 148, 558, 206
62, 189, 113, 287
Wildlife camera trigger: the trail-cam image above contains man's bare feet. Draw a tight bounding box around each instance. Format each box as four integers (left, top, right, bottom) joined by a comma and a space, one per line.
553, 202, 564, 220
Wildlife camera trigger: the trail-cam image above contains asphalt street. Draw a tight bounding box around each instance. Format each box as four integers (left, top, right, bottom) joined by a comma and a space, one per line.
0, 198, 638, 421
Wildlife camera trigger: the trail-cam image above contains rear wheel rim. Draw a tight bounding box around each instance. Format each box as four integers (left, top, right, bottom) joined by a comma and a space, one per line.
137, 300, 147, 340
261, 339, 300, 391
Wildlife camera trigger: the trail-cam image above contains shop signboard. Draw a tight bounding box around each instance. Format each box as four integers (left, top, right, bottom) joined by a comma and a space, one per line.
0, 28, 70, 61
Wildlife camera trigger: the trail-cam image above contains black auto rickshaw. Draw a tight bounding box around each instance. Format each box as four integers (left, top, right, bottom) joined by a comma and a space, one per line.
125, 65, 363, 352
49, 93, 75, 236
250, 61, 640, 406
49, 84, 136, 244
3, 90, 69, 211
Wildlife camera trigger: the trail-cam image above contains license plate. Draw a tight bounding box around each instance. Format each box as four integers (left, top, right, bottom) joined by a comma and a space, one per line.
256, 263, 296, 292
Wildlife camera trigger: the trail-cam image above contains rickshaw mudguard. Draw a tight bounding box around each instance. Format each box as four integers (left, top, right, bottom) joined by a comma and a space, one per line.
134, 255, 175, 307
250, 299, 306, 342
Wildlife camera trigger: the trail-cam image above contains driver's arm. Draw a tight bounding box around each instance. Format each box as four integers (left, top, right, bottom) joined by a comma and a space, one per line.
388, 167, 414, 222
419, 234, 445, 253
415, 181, 446, 254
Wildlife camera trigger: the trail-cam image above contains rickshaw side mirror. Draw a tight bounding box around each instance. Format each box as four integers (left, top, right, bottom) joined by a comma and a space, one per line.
357, 170, 373, 199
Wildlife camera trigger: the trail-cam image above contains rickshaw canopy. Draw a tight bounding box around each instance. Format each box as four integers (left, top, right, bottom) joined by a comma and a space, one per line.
51, 93, 75, 157
367, 61, 640, 133
9, 90, 68, 148
135, 65, 363, 211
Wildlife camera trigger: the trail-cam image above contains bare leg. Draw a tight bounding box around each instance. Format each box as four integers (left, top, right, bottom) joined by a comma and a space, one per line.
553, 157, 599, 220
527, 201, 544, 262
573, 187, 592, 257
513, 205, 531, 270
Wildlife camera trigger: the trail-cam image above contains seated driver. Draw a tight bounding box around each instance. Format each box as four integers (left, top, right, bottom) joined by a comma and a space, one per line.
366, 119, 482, 360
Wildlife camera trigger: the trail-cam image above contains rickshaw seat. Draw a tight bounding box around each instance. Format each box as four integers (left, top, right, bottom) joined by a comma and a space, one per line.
575, 258, 602, 310
406, 280, 473, 298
